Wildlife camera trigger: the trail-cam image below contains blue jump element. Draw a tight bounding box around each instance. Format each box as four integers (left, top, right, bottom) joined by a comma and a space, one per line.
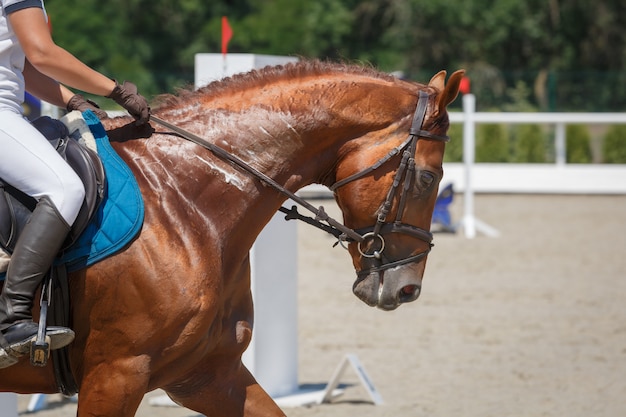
431, 183, 456, 233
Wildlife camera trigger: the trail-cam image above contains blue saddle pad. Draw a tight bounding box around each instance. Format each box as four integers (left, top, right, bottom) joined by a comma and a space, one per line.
60, 110, 144, 272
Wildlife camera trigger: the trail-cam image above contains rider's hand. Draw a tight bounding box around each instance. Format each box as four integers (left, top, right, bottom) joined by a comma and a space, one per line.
106, 81, 150, 125
66, 94, 108, 119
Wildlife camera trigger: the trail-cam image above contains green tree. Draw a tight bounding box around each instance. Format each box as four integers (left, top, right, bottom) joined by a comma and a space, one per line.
46, 0, 240, 97
238, 0, 352, 58
46, 0, 151, 105
443, 123, 463, 163
476, 124, 509, 162
566, 125, 592, 163
41, 0, 626, 111
512, 124, 548, 163
603, 125, 626, 164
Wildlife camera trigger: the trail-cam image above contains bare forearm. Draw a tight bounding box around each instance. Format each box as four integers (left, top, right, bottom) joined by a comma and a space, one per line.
27, 45, 115, 96
22, 59, 74, 107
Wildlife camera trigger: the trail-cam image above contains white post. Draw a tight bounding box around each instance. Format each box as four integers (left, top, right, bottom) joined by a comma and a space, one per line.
555, 122, 566, 166
245, 211, 299, 397
0, 393, 18, 417
459, 94, 500, 239
194, 53, 304, 399
462, 94, 477, 239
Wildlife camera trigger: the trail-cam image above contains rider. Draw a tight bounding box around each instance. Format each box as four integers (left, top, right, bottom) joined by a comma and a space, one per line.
0, 0, 150, 368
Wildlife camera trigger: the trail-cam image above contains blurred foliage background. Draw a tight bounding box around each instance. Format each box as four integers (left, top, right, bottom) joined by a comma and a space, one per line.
45, 0, 626, 163
46, 0, 626, 111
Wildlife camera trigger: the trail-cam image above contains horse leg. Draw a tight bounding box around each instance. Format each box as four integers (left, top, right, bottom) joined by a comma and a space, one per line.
74, 358, 149, 417
163, 356, 285, 417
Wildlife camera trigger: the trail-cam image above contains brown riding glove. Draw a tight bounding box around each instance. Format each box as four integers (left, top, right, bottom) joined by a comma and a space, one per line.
66, 94, 108, 119
106, 81, 150, 125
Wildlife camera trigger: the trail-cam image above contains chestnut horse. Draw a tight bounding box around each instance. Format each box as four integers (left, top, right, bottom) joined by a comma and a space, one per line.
0, 61, 463, 416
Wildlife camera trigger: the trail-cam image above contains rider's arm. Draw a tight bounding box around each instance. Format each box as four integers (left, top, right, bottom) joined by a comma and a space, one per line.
22, 59, 74, 108
8, 6, 116, 96
9, 4, 149, 124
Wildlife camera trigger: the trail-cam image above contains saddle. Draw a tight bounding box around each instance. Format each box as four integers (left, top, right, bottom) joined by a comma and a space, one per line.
0, 113, 105, 394
0, 115, 106, 254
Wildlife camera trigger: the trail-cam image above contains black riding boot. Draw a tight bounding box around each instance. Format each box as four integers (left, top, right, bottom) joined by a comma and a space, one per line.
0, 197, 75, 368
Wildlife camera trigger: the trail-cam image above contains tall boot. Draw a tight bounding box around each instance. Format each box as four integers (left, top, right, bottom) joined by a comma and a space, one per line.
0, 197, 75, 368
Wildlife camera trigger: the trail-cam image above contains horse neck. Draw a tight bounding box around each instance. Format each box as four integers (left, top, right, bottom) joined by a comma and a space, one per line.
151, 76, 417, 248
157, 74, 417, 188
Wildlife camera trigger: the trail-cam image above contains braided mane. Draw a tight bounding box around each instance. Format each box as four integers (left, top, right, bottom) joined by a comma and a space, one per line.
154, 60, 403, 111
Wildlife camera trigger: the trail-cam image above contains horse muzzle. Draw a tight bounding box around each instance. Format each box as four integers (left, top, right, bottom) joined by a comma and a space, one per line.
352, 263, 423, 311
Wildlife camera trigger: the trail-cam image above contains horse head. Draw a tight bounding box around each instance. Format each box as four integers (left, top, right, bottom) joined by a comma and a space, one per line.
331, 70, 464, 310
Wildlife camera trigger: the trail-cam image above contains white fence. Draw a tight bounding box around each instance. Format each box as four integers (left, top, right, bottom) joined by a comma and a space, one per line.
301, 95, 626, 198
445, 94, 626, 237
302, 95, 626, 237
445, 94, 626, 195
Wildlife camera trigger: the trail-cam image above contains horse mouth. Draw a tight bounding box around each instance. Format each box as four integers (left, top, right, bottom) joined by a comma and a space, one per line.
352, 269, 422, 311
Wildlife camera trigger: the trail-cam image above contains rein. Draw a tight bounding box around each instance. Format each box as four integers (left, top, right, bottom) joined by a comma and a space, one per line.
149, 89, 449, 276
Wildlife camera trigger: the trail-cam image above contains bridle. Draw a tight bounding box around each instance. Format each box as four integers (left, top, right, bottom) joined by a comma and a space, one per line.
329, 90, 449, 277
150, 90, 449, 277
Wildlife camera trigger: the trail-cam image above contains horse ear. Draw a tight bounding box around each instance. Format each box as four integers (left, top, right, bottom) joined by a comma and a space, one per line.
434, 69, 466, 114
428, 70, 447, 94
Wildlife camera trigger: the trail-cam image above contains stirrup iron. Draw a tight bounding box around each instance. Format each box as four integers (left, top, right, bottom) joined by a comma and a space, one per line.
31, 272, 52, 367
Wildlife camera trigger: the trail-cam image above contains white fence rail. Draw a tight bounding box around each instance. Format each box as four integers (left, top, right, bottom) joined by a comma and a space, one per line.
446, 95, 626, 195
447, 94, 626, 238
449, 109, 626, 167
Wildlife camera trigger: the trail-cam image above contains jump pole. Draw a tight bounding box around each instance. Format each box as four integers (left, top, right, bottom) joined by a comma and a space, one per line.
460, 93, 500, 239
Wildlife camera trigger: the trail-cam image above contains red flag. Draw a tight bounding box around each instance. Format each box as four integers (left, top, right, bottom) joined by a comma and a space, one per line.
222, 16, 233, 55
459, 76, 471, 94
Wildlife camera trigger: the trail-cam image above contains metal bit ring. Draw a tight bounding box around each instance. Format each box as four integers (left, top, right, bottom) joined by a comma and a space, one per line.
358, 232, 385, 259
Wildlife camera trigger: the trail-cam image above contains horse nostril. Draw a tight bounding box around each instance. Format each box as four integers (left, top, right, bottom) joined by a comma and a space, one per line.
402, 285, 418, 295
399, 284, 420, 302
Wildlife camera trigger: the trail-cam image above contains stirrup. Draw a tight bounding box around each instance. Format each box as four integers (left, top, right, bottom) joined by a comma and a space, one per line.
31, 271, 53, 367
31, 335, 51, 367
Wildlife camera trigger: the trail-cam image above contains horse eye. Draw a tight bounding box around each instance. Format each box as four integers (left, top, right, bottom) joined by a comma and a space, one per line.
418, 171, 435, 188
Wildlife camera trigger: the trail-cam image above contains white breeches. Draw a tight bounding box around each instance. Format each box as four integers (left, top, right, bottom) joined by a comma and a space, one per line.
0, 108, 85, 225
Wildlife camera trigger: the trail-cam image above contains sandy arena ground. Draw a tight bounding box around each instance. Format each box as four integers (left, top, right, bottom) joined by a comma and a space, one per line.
11, 193, 626, 416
